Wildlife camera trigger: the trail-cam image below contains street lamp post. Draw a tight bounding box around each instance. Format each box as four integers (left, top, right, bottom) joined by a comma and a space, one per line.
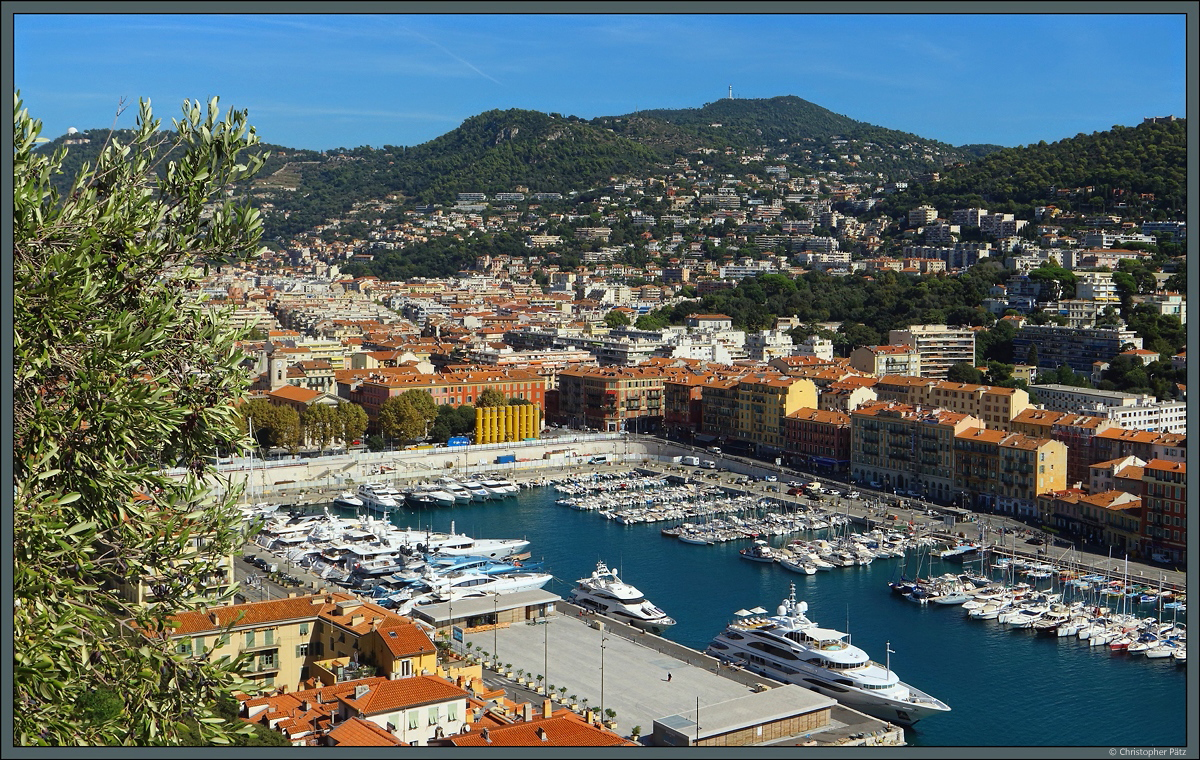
599, 633, 607, 718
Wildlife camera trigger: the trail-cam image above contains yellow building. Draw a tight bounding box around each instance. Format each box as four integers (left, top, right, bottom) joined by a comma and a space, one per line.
129, 592, 438, 693
953, 428, 1066, 518
874, 375, 1031, 430
297, 339, 350, 370
735, 375, 818, 451
475, 404, 541, 444
850, 402, 982, 503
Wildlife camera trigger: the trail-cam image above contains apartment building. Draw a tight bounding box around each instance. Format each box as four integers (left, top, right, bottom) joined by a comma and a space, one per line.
241, 675, 471, 746
130, 592, 439, 694
1091, 428, 1187, 469
887, 325, 977, 380
1141, 459, 1186, 563
556, 365, 683, 432
336, 368, 547, 429
1074, 271, 1120, 303
848, 345, 921, 378
784, 407, 851, 473
1030, 384, 1154, 414
735, 375, 819, 452
953, 428, 1067, 518
697, 375, 742, 440
818, 381, 878, 414
907, 205, 938, 227
1101, 401, 1187, 434
851, 402, 981, 504
1010, 409, 1118, 488
464, 346, 598, 390
1037, 489, 1142, 554
873, 375, 1030, 431
1013, 324, 1143, 374
1089, 456, 1146, 495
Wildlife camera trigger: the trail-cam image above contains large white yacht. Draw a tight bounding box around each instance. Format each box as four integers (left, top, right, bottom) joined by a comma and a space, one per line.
418, 570, 553, 601
356, 482, 403, 512
480, 478, 520, 499
705, 583, 950, 727
567, 561, 676, 634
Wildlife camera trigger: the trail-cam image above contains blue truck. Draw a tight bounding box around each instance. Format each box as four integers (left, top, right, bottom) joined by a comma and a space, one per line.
447, 436, 471, 447
495, 454, 517, 464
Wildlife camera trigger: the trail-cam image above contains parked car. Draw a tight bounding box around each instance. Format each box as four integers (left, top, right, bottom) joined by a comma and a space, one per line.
847, 491, 861, 499
869, 481, 883, 489
765, 475, 778, 482
1025, 537, 1045, 546
787, 487, 805, 496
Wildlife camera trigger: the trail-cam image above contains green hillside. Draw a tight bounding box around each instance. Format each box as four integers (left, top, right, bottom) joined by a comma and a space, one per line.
881, 119, 1187, 217
602, 95, 1002, 174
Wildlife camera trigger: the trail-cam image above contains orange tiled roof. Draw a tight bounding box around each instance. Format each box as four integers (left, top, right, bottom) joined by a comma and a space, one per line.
325, 717, 407, 746
447, 713, 635, 747
268, 384, 324, 403
340, 675, 467, 716
787, 407, 850, 425
956, 427, 1008, 444
1143, 459, 1186, 474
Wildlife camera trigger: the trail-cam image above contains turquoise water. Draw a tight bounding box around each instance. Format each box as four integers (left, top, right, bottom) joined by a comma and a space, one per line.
355, 485, 1187, 747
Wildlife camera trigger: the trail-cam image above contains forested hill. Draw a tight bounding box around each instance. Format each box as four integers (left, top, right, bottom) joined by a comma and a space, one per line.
344, 109, 662, 202
257, 109, 667, 238
598, 95, 1004, 173
880, 118, 1187, 217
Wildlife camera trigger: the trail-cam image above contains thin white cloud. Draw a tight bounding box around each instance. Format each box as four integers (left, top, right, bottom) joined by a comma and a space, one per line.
395, 23, 505, 87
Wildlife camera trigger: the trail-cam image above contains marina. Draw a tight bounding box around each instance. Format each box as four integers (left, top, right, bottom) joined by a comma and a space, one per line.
242, 469, 1187, 747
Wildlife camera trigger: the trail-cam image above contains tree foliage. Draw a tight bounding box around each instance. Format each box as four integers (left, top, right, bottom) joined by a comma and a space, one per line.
877, 119, 1186, 219
476, 387, 509, 408
377, 396, 424, 443
240, 399, 302, 453
301, 403, 339, 451
604, 309, 631, 328
946, 362, 985, 384
14, 94, 268, 745
429, 403, 477, 443
334, 401, 369, 445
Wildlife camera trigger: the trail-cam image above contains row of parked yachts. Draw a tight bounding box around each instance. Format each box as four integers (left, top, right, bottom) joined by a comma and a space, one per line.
336, 477, 524, 513
886, 569, 1188, 664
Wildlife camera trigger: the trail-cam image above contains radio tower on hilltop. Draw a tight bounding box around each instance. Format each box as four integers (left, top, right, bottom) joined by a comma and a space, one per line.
728, 85, 734, 99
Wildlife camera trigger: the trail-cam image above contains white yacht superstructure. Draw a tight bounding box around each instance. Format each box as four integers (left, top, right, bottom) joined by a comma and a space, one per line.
705, 584, 950, 727
356, 482, 403, 512
566, 561, 675, 634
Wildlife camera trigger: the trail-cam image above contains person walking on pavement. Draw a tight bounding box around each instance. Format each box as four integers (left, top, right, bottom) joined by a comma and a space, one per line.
666, 672, 672, 682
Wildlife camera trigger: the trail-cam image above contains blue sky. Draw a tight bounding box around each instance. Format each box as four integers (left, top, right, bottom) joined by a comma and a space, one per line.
13, 12, 1188, 151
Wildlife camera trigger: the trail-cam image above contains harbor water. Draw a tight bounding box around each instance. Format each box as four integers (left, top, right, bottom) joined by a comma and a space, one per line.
336, 483, 1186, 747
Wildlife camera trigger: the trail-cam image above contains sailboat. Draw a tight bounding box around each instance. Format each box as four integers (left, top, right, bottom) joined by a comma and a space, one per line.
237, 418, 276, 521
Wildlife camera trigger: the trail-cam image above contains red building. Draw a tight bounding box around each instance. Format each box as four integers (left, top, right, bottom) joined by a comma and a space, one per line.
784, 407, 851, 473
1140, 459, 1186, 564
